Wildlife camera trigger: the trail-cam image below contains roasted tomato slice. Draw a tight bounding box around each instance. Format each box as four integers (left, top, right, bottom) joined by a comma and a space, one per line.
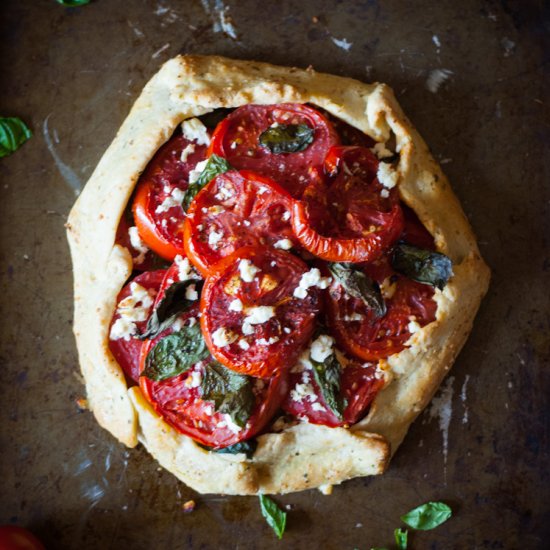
200, 246, 324, 378
132, 133, 208, 260
183, 170, 296, 276
207, 103, 339, 198
291, 146, 404, 263
282, 350, 384, 427
108, 269, 167, 384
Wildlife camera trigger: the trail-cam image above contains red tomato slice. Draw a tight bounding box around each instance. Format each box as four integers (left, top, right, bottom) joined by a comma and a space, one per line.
132, 133, 208, 261
292, 146, 404, 263
108, 269, 167, 384
200, 246, 323, 378
0, 526, 46, 550
282, 354, 384, 427
139, 261, 287, 448
183, 170, 296, 276
207, 103, 339, 198
401, 204, 436, 249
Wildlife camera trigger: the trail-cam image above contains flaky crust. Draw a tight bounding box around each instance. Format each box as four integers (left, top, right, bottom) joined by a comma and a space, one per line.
66, 55, 489, 494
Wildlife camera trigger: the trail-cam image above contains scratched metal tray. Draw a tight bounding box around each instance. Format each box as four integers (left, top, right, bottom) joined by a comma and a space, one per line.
1, 1, 548, 548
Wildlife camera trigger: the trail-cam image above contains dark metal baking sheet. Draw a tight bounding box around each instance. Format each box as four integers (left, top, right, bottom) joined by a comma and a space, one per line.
1, 1, 548, 548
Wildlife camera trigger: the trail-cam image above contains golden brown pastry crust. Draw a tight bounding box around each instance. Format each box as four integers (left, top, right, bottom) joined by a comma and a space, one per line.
66, 55, 489, 494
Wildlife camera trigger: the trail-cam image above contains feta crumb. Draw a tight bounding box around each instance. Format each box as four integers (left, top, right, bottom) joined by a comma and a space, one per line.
238, 259, 260, 282
185, 283, 199, 301
208, 229, 223, 249
155, 187, 185, 214
128, 226, 148, 265
293, 268, 331, 299
311, 402, 325, 412
377, 163, 398, 189
188, 159, 209, 184
224, 414, 243, 434
408, 318, 422, 334
214, 185, 234, 201
181, 118, 210, 146
180, 143, 196, 162
343, 312, 365, 322
310, 334, 335, 362
228, 298, 243, 312
371, 142, 394, 159
174, 255, 201, 282
109, 282, 154, 341
273, 238, 293, 250
242, 322, 254, 336
211, 327, 238, 347
238, 339, 250, 350
186, 370, 202, 388
281, 211, 291, 222
257, 336, 279, 346
208, 205, 224, 216
290, 377, 318, 403
380, 188, 390, 199
244, 305, 275, 325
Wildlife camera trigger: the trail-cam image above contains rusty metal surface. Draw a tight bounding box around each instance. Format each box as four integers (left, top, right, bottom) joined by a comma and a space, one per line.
1, 1, 548, 548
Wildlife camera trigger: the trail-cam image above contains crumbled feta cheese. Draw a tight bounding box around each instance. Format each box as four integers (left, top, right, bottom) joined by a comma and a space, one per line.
290, 377, 318, 403
208, 229, 223, 248
128, 226, 148, 265
180, 143, 196, 162
281, 211, 291, 222
377, 163, 398, 189
238, 339, 250, 350
171, 318, 185, 332
379, 277, 397, 299
187, 317, 197, 327
228, 298, 243, 312
188, 159, 209, 184
214, 184, 234, 201
185, 283, 199, 301
257, 186, 267, 195
224, 414, 243, 434
273, 238, 293, 250
181, 118, 210, 146
186, 370, 202, 388
244, 306, 275, 325
242, 322, 255, 336
174, 255, 201, 282
208, 205, 224, 215
293, 268, 331, 299
211, 327, 238, 347
371, 142, 394, 159
238, 259, 260, 282
257, 336, 279, 346
203, 405, 213, 416
109, 282, 154, 341
343, 312, 365, 322
311, 402, 325, 412
283, 327, 291, 334
155, 187, 185, 214
310, 334, 335, 363
408, 319, 422, 334
380, 188, 390, 199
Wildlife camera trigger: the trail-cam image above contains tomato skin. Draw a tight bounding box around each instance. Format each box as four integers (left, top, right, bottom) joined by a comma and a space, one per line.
282, 359, 384, 427
108, 269, 167, 385
200, 246, 321, 378
132, 134, 208, 261
183, 170, 296, 277
0, 526, 45, 550
207, 103, 339, 198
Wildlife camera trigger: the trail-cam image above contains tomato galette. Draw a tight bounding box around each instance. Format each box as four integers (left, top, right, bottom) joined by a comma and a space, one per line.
66, 55, 489, 495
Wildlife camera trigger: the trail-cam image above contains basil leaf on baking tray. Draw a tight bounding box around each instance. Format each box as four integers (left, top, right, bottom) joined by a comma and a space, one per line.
182, 154, 232, 211
311, 352, 346, 420
328, 262, 386, 318
198, 439, 257, 459
200, 362, 255, 428
142, 323, 209, 381
400, 501, 452, 530
0, 117, 32, 158
394, 528, 408, 550
391, 244, 453, 290
138, 279, 203, 340
259, 123, 314, 154
56, 0, 90, 5
259, 495, 287, 539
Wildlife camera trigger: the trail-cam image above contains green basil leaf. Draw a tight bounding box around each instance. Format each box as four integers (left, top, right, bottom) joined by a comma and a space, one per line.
200, 362, 255, 427
328, 263, 386, 318
391, 244, 453, 290
311, 353, 346, 420
56, 0, 90, 5
259, 495, 287, 539
182, 154, 232, 211
138, 279, 202, 340
199, 439, 257, 459
259, 123, 314, 154
143, 323, 209, 381
400, 501, 452, 530
0, 117, 32, 158
394, 528, 408, 549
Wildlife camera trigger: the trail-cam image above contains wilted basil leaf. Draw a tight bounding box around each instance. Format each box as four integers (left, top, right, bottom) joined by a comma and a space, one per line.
200, 362, 255, 427
56, 0, 90, 5
394, 528, 408, 549
0, 117, 32, 158
182, 154, 232, 211
328, 263, 386, 318
391, 244, 453, 290
311, 353, 345, 420
259, 123, 314, 154
400, 501, 452, 530
143, 323, 209, 381
139, 279, 202, 340
199, 439, 257, 459
259, 495, 287, 539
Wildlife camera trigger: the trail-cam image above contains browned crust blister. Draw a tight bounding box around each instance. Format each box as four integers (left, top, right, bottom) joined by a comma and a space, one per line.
66, 55, 490, 495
